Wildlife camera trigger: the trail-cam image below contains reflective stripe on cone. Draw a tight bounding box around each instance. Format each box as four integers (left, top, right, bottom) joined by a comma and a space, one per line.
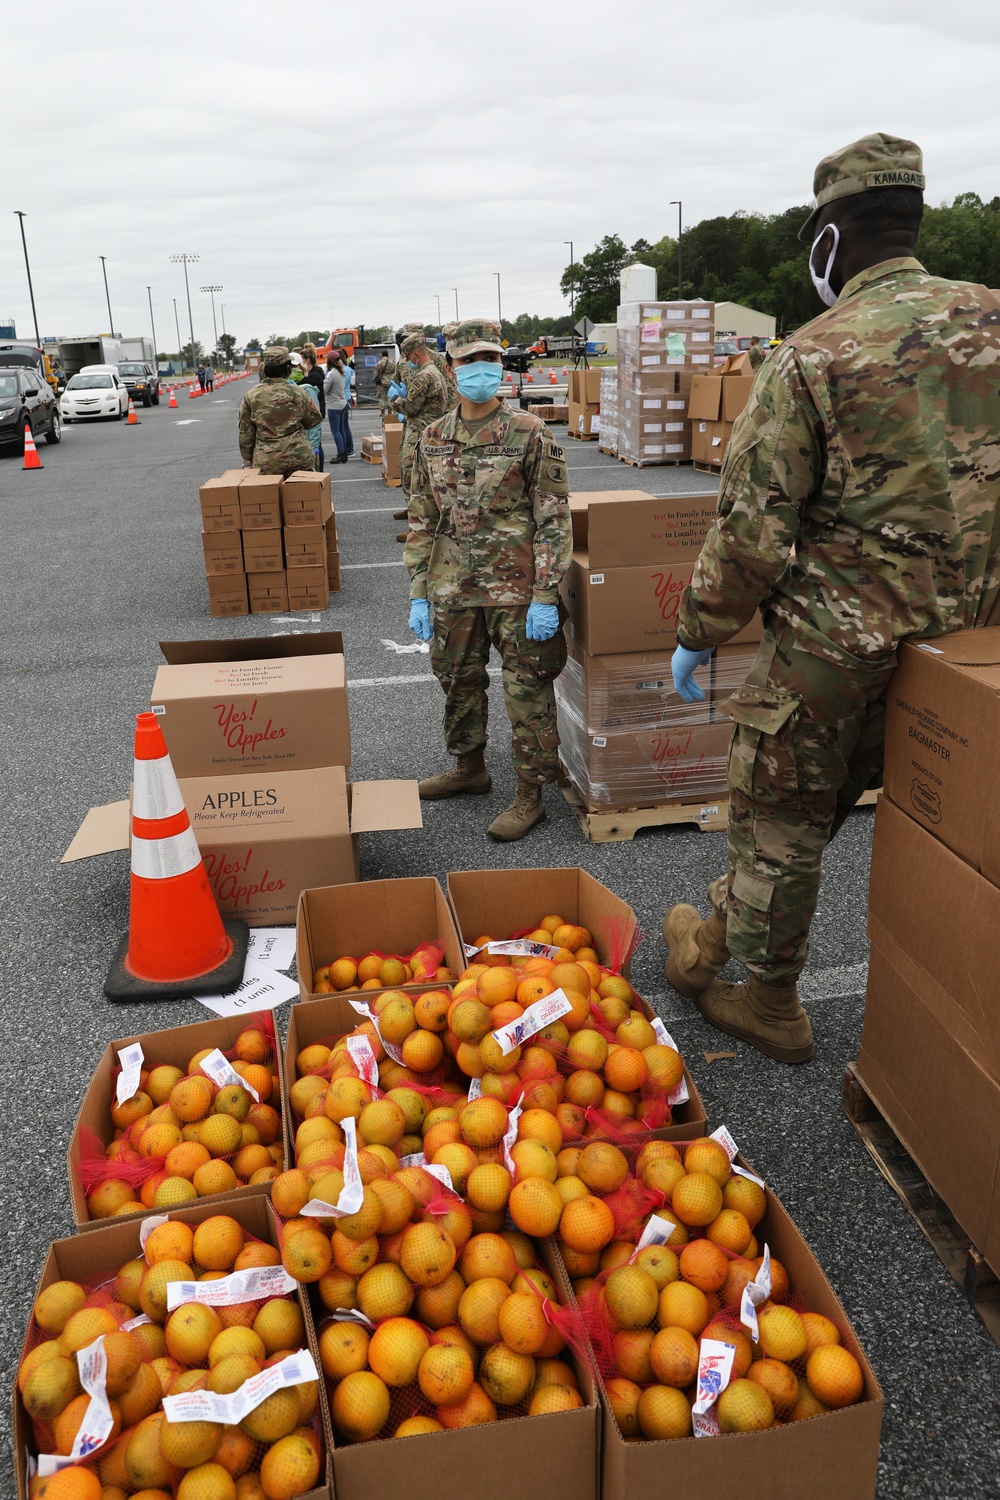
131, 825, 202, 881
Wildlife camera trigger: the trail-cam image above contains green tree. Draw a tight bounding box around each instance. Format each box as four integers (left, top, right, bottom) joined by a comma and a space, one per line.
217, 333, 237, 365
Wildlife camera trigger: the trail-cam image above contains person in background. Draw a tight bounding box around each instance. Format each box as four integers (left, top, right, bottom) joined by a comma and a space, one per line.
342, 355, 355, 458
404, 318, 572, 842
287, 352, 321, 470
238, 345, 318, 475
389, 331, 450, 541
373, 350, 393, 413
324, 349, 348, 463
205, 364, 215, 392
747, 336, 766, 371
300, 345, 326, 470
196, 361, 206, 391
662, 133, 1000, 1065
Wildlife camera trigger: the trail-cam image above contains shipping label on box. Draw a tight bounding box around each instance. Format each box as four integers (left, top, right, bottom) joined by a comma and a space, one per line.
284, 525, 326, 569
280, 470, 333, 526
238, 473, 282, 530
151, 633, 351, 776
242, 530, 284, 573
202, 531, 243, 577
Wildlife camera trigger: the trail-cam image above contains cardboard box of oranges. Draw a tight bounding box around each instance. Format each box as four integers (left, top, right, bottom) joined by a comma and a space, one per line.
68, 1013, 288, 1232
11, 1194, 331, 1500
295, 878, 466, 1006
551, 1153, 883, 1500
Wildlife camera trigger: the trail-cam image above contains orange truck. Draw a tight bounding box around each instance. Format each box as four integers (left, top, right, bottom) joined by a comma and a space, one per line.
316, 328, 363, 361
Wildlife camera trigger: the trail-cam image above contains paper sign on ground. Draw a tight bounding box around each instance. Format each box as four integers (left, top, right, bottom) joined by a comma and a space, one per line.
246, 926, 297, 972
196, 956, 299, 1017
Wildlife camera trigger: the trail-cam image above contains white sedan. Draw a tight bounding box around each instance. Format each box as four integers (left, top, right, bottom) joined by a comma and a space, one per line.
60, 370, 129, 422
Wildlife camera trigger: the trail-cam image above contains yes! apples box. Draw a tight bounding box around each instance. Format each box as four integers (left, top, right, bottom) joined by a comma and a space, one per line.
12, 1195, 331, 1500
447, 867, 639, 979
151, 632, 350, 776
67, 1011, 289, 1231
296, 876, 465, 1005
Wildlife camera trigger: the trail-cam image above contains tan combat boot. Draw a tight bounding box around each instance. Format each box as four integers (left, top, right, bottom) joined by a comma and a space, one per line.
696, 974, 813, 1064
392, 509, 407, 519
662, 876, 731, 997
487, 777, 546, 841
418, 750, 492, 800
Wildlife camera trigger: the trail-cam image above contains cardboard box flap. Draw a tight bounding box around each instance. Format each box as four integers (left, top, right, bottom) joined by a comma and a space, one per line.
160, 633, 344, 666
908, 630, 1000, 672
61, 801, 130, 862
349, 780, 423, 834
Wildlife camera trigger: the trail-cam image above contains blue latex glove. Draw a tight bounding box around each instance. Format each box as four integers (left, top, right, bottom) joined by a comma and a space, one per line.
397, 382, 407, 397
671, 644, 714, 702
387, 382, 402, 399
409, 599, 431, 641
526, 603, 560, 642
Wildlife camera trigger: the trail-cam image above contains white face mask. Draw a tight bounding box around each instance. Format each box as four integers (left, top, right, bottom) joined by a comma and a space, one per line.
810, 224, 841, 308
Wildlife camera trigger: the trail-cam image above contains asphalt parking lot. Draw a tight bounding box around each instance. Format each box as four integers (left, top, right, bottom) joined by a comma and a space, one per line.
1, 385, 996, 1498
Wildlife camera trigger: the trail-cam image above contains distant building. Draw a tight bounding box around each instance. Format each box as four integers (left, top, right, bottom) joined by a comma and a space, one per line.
0, 319, 16, 339
714, 302, 776, 339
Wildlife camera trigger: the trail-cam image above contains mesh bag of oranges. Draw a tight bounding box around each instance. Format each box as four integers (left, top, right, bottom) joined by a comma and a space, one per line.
18, 1213, 324, 1498
77, 1019, 284, 1222
312, 942, 454, 995
462, 909, 638, 976
555, 1133, 866, 1441
315, 1196, 590, 1443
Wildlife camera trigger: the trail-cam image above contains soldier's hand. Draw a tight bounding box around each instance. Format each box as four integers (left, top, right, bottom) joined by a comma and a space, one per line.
526, 603, 560, 641
409, 599, 432, 641
671, 645, 714, 702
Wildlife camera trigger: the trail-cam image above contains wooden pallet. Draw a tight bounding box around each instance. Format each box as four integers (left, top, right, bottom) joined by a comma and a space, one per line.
382, 475, 402, 488
567, 430, 599, 441
359, 450, 382, 466
561, 784, 879, 844
617, 454, 692, 468
842, 1061, 1000, 1348
598, 446, 618, 458
692, 460, 723, 475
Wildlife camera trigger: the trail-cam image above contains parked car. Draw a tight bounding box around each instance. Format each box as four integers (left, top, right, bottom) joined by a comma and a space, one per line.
0, 365, 61, 451
60, 368, 129, 423
713, 337, 741, 365
117, 360, 160, 407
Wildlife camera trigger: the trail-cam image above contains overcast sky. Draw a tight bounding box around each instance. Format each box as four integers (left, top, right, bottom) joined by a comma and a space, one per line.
6, 0, 998, 351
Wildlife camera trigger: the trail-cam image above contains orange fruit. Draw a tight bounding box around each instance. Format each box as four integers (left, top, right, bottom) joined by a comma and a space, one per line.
748, 1357, 800, 1417
603, 1046, 648, 1093
642, 1044, 685, 1091
418, 1341, 475, 1406
22, 1354, 81, 1423
657, 1281, 709, 1337
517, 976, 554, 1005
508, 1178, 563, 1238
34, 1469, 103, 1499
193, 1160, 239, 1198
529, 1384, 584, 1415
612, 1328, 654, 1384
477, 967, 520, 1005
368, 1316, 430, 1386
358, 1098, 407, 1148
650, 1326, 699, 1388
166, 1303, 223, 1365
633, 1244, 680, 1289
554, 1175, 590, 1206
606, 1376, 642, 1437
332, 1369, 391, 1441
415, 1270, 465, 1329
325, 1076, 372, 1124
458, 1277, 510, 1345
479, 1342, 535, 1404
806, 1344, 864, 1407
789, 1384, 830, 1421
516, 1108, 563, 1153
637, 1383, 691, 1439
682, 1138, 732, 1186
414, 989, 451, 1031
559, 1195, 615, 1254
436, 1381, 497, 1428
706, 1208, 752, 1255
510, 1139, 558, 1184
801, 1311, 842, 1355
253, 1298, 304, 1356
368, 1177, 414, 1235
193, 1216, 244, 1271
758, 1303, 807, 1363
400, 1221, 458, 1287
34, 1281, 88, 1337
615, 1013, 656, 1051
337, 1184, 385, 1241
159, 1417, 223, 1468
577, 1142, 628, 1193
259, 1429, 321, 1498
565, 1028, 608, 1072
317, 1269, 359, 1312
604, 1265, 659, 1329
395, 1414, 445, 1436
170, 1075, 214, 1123
466, 1163, 513, 1214
497, 1292, 549, 1355
459, 1232, 517, 1284
60, 1306, 119, 1355
678, 1238, 729, 1293
671, 1172, 723, 1227
450, 999, 493, 1044
722, 1174, 766, 1227
281, 1226, 332, 1284
87, 1180, 135, 1219
718, 1377, 774, 1433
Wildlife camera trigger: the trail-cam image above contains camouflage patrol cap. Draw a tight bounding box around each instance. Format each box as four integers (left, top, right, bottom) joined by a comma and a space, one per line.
799, 133, 924, 241
446, 319, 503, 359
401, 332, 426, 356
263, 344, 290, 364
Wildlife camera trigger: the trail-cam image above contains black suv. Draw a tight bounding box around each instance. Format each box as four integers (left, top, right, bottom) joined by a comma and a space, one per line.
0, 366, 61, 452
117, 361, 161, 407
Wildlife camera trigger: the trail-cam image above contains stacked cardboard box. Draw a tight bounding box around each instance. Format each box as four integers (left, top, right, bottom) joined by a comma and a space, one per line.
598, 366, 618, 454
557, 491, 761, 809
568, 369, 601, 438
616, 301, 714, 465
382, 421, 403, 484
198, 469, 340, 617
859, 627, 1000, 1273
689, 351, 756, 467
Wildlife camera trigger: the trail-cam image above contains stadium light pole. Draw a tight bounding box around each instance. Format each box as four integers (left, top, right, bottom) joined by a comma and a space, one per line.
13, 212, 41, 349
99, 255, 114, 336
670, 201, 683, 298
494, 272, 502, 328
452, 288, 459, 319
170, 253, 199, 370
564, 241, 575, 325
200, 284, 222, 353
146, 286, 158, 364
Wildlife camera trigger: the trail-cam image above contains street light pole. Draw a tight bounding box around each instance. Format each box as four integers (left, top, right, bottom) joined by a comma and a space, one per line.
13, 212, 41, 349
564, 240, 575, 325
146, 286, 158, 364
451, 288, 459, 320
435, 295, 441, 330
494, 272, 502, 329
200, 285, 222, 353
173, 298, 182, 359
170, 254, 199, 371
99, 255, 114, 336
220, 305, 227, 336
669, 201, 683, 299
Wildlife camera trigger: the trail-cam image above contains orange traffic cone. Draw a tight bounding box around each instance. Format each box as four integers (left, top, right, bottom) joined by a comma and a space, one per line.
168, 389, 178, 408
189, 384, 197, 398
549, 371, 557, 384
126, 398, 140, 425
104, 712, 249, 1001
526, 373, 534, 383
562, 366, 568, 374
22, 423, 43, 470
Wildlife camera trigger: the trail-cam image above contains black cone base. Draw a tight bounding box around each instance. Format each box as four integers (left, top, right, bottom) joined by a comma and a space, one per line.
104, 918, 250, 1002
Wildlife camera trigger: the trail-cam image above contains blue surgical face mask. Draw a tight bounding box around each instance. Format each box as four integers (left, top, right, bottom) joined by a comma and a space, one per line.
456, 361, 503, 403
406, 360, 418, 369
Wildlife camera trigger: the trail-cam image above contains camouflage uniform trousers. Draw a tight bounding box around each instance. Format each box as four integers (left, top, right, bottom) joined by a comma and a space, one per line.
430, 605, 567, 783
720, 621, 894, 985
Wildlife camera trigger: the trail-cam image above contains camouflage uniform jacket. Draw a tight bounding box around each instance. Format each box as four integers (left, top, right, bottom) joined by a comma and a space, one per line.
393, 348, 457, 406
238, 377, 319, 474
747, 342, 767, 370
373, 355, 393, 395
678, 259, 1000, 665
390, 359, 450, 433
405, 404, 571, 607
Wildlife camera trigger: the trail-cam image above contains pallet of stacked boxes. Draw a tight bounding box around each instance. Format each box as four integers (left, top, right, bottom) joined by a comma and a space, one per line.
598, 366, 618, 456
568, 369, 601, 439
558, 490, 762, 838
616, 300, 715, 466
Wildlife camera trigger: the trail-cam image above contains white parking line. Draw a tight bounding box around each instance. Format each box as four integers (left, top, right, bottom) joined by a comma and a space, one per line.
337, 506, 403, 514
340, 559, 405, 569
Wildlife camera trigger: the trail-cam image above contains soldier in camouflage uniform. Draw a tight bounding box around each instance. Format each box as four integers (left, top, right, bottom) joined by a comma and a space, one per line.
390, 332, 450, 539
747, 336, 766, 370
238, 346, 319, 475
373, 352, 393, 413
404, 318, 573, 840
662, 133, 1000, 1063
